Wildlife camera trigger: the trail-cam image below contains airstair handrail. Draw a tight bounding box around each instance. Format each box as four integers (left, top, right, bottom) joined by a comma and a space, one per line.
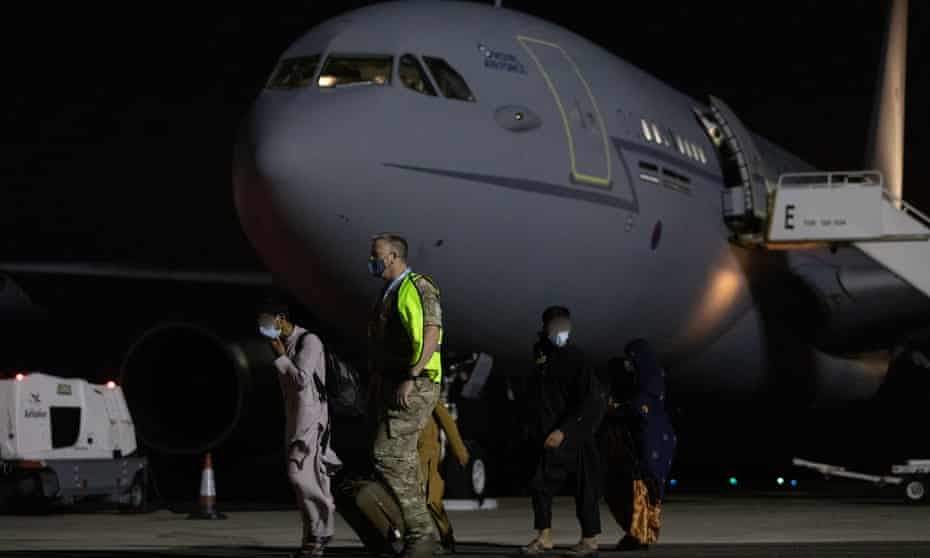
882, 190, 930, 230
777, 170, 884, 189
772, 170, 930, 235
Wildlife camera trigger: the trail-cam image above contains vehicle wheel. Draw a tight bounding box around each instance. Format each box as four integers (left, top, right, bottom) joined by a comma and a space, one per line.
119, 472, 147, 513
469, 455, 486, 498
903, 477, 927, 504
13, 471, 55, 514
462, 441, 487, 500
441, 440, 488, 500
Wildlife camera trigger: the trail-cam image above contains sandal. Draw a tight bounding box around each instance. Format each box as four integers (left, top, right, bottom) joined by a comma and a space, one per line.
564, 541, 599, 557
520, 538, 555, 555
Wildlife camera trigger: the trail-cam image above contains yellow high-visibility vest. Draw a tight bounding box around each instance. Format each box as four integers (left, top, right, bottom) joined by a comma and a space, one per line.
397, 273, 443, 383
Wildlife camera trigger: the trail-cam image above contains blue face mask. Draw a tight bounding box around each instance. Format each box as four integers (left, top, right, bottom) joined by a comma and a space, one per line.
259, 324, 281, 340
550, 330, 570, 347
368, 258, 386, 277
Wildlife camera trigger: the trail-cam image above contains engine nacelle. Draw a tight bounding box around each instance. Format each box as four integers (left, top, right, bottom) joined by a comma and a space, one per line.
120, 324, 284, 455
792, 263, 930, 354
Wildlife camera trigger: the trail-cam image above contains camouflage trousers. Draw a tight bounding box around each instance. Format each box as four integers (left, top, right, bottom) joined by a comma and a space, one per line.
373, 375, 441, 544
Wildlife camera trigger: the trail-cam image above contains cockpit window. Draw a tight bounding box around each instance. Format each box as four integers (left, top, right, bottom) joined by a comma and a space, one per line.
266, 55, 320, 89
399, 54, 437, 96
318, 55, 392, 88
422, 57, 475, 102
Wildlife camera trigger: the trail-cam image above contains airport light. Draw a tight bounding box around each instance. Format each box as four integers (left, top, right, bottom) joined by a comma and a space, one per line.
790, 479, 798, 488
15, 373, 25, 382
728, 477, 738, 487
669, 479, 677, 487
106, 381, 117, 390
777, 477, 785, 486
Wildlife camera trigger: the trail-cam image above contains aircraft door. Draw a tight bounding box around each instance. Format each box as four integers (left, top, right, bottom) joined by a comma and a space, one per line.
518, 36, 612, 188
698, 96, 772, 235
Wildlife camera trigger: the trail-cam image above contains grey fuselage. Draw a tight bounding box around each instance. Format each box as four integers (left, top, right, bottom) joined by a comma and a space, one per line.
234, 1, 900, 404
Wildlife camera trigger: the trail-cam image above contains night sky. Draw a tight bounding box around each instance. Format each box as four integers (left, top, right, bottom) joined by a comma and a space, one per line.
3, 1, 928, 271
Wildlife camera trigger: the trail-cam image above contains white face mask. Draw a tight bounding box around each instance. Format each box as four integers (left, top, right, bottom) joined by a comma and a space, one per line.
259, 324, 281, 340
550, 330, 570, 347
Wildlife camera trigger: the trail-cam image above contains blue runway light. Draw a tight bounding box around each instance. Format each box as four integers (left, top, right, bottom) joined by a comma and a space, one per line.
777, 477, 785, 486
790, 479, 798, 487
729, 477, 738, 487
669, 479, 678, 487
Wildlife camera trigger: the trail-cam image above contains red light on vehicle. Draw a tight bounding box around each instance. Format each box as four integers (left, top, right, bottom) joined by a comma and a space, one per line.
15, 373, 25, 382
106, 381, 117, 389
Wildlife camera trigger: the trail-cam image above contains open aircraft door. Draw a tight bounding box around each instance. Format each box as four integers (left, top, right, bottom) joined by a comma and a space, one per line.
697, 96, 772, 238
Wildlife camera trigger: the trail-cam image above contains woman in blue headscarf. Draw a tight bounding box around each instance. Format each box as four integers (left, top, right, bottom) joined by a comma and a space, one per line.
602, 339, 677, 551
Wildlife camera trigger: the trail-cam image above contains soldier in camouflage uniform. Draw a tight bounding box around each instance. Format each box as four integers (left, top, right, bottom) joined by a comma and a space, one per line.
367, 233, 443, 558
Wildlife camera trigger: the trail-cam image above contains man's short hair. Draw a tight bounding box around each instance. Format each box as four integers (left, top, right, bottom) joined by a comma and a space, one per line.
371, 232, 408, 260
255, 294, 289, 318
542, 305, 571, 324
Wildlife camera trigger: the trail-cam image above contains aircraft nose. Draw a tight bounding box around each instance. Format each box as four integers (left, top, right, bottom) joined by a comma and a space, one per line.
236, 98, 315, 201
232, 96, 371, 337
233, 97, 320, 266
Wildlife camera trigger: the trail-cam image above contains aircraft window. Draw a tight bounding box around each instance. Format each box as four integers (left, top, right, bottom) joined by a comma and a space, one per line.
318, 55, 392, 88
697, 146, 707, 163
641, 120, 653, 142
266, 55, 320, 89
651, 123, 663, 145
676, 135, 685, 154
399, 54, 437, 96
685, 141, 695, 159
422, 56, 476, 101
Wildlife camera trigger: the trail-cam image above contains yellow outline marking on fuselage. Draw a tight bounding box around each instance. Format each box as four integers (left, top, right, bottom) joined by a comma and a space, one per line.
517, 35, 611, 188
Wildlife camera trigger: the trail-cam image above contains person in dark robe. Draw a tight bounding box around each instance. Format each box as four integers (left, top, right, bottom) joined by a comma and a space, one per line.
603, 339, 677, 552
521, 306, 602, 557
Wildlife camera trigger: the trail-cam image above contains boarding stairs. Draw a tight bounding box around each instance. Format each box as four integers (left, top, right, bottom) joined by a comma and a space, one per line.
762, 170, 930, 297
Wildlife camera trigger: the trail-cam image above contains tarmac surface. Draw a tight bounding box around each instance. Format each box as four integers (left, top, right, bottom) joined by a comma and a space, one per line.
2, 495, 930, 557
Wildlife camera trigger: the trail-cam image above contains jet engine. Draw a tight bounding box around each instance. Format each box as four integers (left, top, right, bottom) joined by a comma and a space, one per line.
120, 323, 285, 456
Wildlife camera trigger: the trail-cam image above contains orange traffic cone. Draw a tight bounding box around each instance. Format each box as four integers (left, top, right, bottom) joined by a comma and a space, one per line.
187, 453, 227, 519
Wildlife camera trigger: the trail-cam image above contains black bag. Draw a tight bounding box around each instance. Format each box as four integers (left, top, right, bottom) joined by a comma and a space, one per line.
323, 347, 367, 416
334, 477, 405, 557
297, 332, 367, 416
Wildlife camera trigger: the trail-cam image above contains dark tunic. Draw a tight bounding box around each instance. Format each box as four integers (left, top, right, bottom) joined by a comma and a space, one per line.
528, 334, 602, 537
531, 336, 600, 446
